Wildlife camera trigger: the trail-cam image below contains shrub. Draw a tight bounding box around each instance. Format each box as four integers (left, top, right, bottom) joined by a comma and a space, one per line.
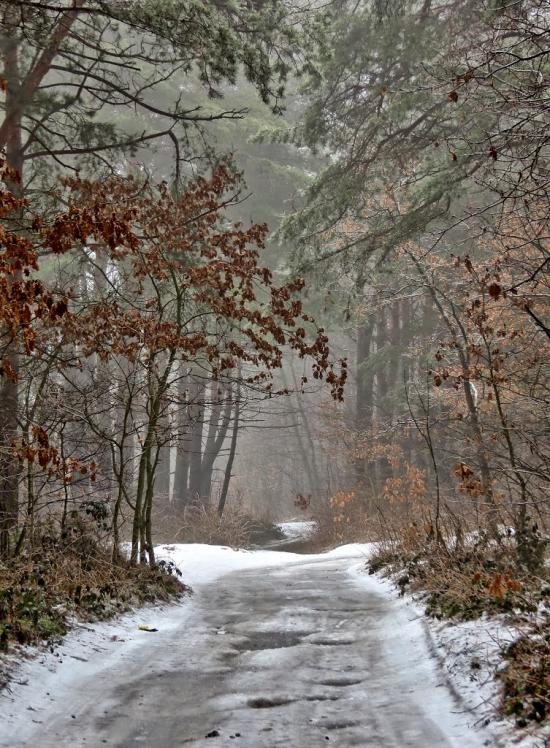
500, 628, 549, 726
0, 522, 185, 656
154, 501, 254, 548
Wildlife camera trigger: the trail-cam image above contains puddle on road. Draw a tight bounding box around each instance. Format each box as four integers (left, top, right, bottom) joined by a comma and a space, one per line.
318, 677, 364, 687
322, 719, 362, 730
232, 630, 310, 652
248, 695, 294, 708
305, 634, 355, 646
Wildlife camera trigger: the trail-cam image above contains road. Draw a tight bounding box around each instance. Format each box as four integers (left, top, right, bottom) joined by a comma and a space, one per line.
0, 554, 486, 748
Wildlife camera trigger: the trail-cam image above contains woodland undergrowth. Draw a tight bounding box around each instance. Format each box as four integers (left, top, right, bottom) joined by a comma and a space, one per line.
368, 524, 549, 729
0, 518, 185, 686
153, 501, 285, 548
307, 475, 549, 728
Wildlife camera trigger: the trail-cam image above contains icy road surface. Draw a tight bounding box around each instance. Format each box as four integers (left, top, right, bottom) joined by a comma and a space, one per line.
1, 545, 487, 748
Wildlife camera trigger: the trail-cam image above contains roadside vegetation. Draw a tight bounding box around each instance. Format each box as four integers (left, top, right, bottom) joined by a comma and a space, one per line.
0, 513, 184, 686
368, 528, 548, 728
153, 503, 286, 548
0, 0, 548, 740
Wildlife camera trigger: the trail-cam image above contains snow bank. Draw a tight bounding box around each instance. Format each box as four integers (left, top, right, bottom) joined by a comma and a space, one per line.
155, 543, 300, 585
155, 541, 373, 587
276, 519, 317, 539
0, 598, 198, 746
350, 562, 548, 748
428, 615, 547, 748
347, 564, 490, 746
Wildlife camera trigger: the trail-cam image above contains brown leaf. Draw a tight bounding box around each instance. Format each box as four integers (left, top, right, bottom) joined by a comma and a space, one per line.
488, 282, 502, 299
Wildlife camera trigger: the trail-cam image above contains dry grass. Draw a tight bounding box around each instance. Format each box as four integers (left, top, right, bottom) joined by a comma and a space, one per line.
0, 522, 185, 663
153, 501, 284, 548
501, 628, 549, 725
308, 491, 372, 549
367, 528, 549, 728
371, 539, 542, 616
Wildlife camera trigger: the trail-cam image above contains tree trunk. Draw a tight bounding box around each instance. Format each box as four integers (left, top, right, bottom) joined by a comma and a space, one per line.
288, 364, 321, 497
92, 248, 113, 486
198, 380, 224, 500
0, 26, 23, 555
199, 381, 232, 500
355, 315, 375, 493
155, 409, 171, 501
218, 389, 240, 517
174, 368, 191, 504
187, 375, 206, 504
374, 309, 393, 492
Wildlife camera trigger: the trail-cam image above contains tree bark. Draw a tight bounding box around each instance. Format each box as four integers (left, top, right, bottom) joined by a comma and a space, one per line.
155, 408, 171, 500
355, 315, 375, 491
218, 389, 240, 517
174, 370, 191, 505
199, 381, 232, 500
187, 375, 206, 503
0, 23, 23, 555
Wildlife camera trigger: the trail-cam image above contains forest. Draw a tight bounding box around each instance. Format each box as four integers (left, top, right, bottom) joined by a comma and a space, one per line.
0, 1, 548, 747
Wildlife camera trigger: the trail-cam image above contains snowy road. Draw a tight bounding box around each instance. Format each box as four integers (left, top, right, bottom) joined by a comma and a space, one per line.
1, 548, 487, 748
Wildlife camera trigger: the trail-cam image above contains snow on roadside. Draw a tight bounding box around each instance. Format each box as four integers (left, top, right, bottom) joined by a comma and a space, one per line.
154, 541, 372, 586
347, 564, 490, 746
349, 561, 549, 748
3, 541, 544, 748
0, 597, 197, 742
0, 543, 373, 712
276, 519, 317, 539
427, 614, 548, 748
155, 543, 299, 584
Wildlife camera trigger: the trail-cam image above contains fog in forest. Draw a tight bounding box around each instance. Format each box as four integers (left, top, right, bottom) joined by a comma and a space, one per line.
0, 2, 548, 744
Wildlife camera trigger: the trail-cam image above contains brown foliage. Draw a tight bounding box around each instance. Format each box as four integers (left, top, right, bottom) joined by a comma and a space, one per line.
0, 160, 346, 559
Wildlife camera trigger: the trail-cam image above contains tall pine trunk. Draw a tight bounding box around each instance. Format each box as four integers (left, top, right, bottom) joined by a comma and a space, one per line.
174, 369, 191, 505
